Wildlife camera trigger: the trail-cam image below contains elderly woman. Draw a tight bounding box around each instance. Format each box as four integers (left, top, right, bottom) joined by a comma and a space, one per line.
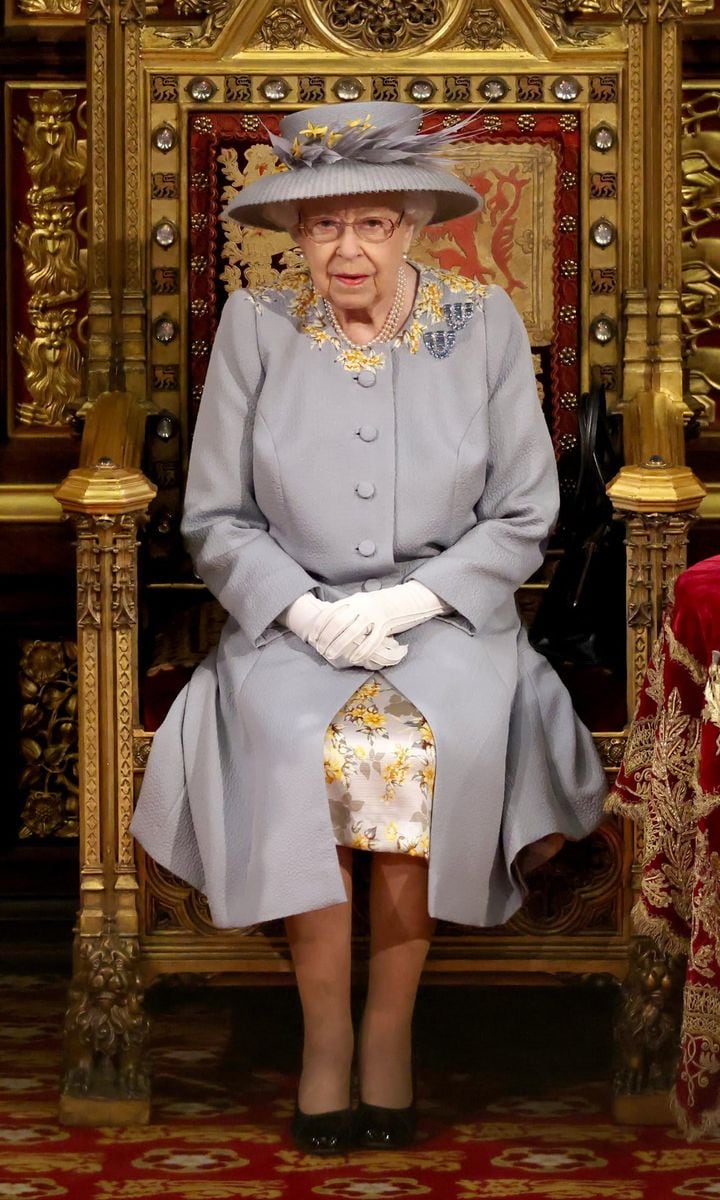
130, 101, 607, 1154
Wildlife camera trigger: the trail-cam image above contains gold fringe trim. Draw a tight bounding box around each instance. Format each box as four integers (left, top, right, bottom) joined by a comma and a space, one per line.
670, 1084, 720, 1141
604, 788, 645, 820
630, 900, 690, 957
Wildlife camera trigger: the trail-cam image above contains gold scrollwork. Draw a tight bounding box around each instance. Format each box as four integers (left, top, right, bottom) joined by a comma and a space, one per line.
17, 0, 81, 11
532, 0, 610, 43
312, 0, 445, 51
681, 86, 720, 429
575, 0, 622, 10
13, 89, 87, 428
18, 639, 78, 840
156, 0, 237, 48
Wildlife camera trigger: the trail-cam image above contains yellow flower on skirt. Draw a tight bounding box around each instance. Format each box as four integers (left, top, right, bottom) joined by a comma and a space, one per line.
324, 745, 346, 785
359, 709, 386, 730
420, 762, 435, 790
323, 673, 435, 859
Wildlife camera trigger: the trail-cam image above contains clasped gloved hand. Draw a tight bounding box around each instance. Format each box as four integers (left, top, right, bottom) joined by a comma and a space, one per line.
277, 592, 408, 669
309, 580, 452, 669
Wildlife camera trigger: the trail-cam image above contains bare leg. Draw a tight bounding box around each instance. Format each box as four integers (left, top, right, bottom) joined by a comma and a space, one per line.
357, 852, 436, 1107
284, 844, 354, 1113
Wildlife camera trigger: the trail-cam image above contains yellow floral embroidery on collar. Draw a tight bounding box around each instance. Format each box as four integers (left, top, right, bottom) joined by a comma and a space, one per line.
338, 347, 385, 372
443, 270, 488, 296
253, 263, 488, 374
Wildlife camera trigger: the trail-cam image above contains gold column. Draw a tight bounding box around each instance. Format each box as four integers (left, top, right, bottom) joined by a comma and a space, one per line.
611, 0, 705, 716
55, 418, 156, 1125
608, 0, 706, 1125
86, 0, 148, 402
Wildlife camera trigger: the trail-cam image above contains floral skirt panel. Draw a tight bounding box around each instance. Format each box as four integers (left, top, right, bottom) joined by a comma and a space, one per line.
323, 674, 435, 858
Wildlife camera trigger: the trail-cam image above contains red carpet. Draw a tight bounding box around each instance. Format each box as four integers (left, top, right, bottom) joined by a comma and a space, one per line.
1, 972, 719, 1199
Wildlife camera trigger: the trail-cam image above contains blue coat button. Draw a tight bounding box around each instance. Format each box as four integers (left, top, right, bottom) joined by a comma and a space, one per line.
356, 369, 377, 388
357, 425, 378, 442
362, 578, 382, 591
355, 481, 376, 499
357, 539, 376, 557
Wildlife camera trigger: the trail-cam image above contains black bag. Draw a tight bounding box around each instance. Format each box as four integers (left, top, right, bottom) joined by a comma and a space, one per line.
529, 378, 626, 672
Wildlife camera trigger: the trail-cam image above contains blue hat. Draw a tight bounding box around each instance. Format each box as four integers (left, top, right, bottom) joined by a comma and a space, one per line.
221, 101, 483, 230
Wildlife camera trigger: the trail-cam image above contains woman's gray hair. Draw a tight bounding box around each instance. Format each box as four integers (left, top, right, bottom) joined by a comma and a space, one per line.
261, 191, 437, 236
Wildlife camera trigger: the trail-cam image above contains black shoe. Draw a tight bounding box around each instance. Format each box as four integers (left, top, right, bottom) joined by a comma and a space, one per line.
290, 1102, 353, 1155
353, 1098, 417, 1149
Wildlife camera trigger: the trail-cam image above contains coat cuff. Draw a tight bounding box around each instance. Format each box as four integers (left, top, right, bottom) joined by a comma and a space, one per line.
242, 565, 320, 648
405, 565, 478, 636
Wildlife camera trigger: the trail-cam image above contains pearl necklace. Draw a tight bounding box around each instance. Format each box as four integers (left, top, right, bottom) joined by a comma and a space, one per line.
323, 266, 407, 350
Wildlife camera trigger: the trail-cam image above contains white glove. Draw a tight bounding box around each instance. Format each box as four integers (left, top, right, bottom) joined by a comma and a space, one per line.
277, 592, 327, 642
311, 580, 452, 668
277, 592, 408, 670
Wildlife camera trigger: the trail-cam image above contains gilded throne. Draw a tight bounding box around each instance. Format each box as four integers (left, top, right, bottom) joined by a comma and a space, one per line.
48, 0, 708, 1127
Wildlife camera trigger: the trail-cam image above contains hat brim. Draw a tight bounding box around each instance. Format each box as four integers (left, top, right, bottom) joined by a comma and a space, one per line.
220, 161, 483, 230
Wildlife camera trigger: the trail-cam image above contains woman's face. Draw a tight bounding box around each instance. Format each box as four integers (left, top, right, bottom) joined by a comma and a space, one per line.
293, 193, 415, 315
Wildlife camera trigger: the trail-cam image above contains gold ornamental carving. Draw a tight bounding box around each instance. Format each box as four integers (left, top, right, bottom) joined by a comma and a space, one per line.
312, 0, 446, 51
613, 938, 684, 1095
251, 3, 317, 46
13, 89, 87, 428
112, 515, 140, 629
620, 511, 698, 710
17, 0, 81, 11
596, 735, 627, 769
457, 4, 517, 48
531, 0, 610, 43
155, 0, 237, 47
18, 640, 78, 840
681, 86, 720, 429
86, 0, 112, 18
575, 0, 622, 10
76, 515, 102, 629
120, 0, 146, 21
62, 918, 150, 1102
622, 0, 648, 19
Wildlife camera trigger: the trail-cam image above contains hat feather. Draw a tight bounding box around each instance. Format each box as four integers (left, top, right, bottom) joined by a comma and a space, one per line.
265, 110, 481, 172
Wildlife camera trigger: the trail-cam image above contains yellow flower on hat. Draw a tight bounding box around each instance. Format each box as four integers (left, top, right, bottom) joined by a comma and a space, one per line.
290, 137, 303, 159
299, 122, 328, 141
346, 115, 374, 131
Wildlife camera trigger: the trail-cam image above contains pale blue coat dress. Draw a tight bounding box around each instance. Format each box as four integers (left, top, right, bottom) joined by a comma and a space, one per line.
130, 264, 607, 929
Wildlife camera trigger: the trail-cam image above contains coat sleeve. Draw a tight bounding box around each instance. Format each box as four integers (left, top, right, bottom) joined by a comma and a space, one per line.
406, 285, 560, 636
180, 289, 319, 648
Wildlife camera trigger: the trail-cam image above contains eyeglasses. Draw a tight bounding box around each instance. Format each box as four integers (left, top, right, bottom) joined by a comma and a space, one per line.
299, 211, 405, 244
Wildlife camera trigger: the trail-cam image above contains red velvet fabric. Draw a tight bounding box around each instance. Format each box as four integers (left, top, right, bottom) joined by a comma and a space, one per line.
607, 554, 720, 1139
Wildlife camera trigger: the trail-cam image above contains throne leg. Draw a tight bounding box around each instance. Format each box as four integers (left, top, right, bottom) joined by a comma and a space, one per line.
59, 916, 150, 1124
54, 473, 157, 1125
611, 936, 685, 1124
